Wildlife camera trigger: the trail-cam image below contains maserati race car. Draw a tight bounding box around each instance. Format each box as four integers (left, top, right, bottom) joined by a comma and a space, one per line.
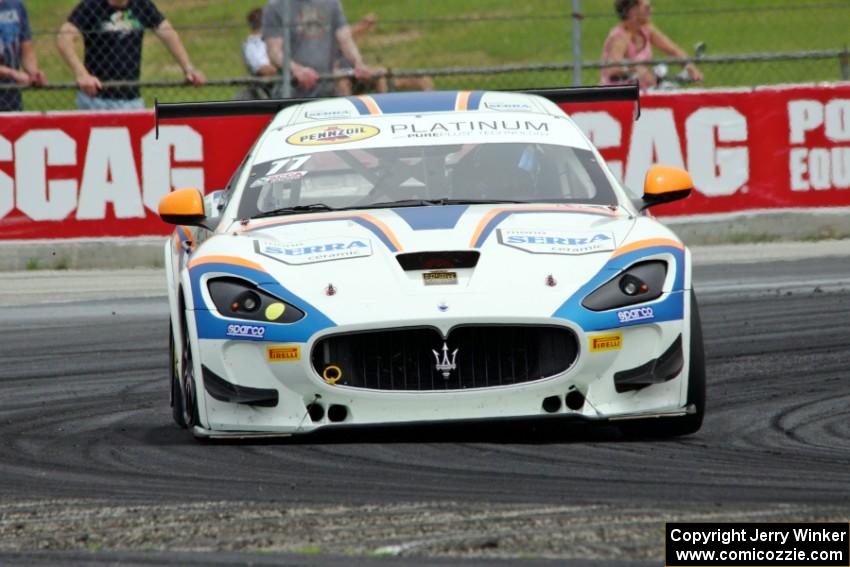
156, 86, 705, 439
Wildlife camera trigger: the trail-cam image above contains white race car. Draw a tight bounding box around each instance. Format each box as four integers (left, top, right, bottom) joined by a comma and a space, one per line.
156, 86, 705, 439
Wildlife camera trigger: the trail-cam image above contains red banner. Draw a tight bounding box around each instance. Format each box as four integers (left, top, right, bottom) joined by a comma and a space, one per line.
565, 83, 850, 216
1, 83, 848, 239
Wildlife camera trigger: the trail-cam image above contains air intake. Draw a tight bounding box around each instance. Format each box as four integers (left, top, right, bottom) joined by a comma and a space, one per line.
312, 325, 578, 391
396, 251, 480, 271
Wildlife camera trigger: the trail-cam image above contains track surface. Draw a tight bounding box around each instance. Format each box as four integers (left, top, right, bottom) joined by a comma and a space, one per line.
1, 256, 849, 565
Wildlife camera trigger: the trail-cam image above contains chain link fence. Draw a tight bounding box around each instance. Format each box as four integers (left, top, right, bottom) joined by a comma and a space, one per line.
12, 0, 850, 111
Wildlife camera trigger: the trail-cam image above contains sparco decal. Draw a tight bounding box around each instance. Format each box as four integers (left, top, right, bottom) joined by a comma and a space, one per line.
286, 124, 380, 146
617, 306, 655, 323
226, 324, 266, 339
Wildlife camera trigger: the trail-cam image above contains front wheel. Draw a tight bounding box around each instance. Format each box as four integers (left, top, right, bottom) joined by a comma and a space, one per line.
623, 290, 706, 438
665, 290, 706, 435
171, 315, 200, 429
169, 323, 187, 428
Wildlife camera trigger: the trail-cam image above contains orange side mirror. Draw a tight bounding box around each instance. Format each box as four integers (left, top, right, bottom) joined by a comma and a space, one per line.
158, 187, 206, 226
642, 165, 693, 210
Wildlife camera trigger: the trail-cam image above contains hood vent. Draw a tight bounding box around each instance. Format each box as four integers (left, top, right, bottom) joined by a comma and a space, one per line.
396, 251, 480, 271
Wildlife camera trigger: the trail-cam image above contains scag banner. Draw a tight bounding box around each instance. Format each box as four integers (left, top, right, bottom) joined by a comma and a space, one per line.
0, 111, 267, 239
0, 83, 848, 239
566, 82, 850, 216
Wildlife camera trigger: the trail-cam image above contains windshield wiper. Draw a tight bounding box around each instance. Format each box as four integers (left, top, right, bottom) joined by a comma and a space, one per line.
251, 203, 334, 219
425, 198, 525, 205
251, 198, 528, 219
349, 198, 526, 210
354, 199, 441, 209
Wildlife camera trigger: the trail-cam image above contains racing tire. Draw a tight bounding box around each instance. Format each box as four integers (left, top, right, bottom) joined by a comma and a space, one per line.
177, 311, 200, 429
169, 323, 188, 428
623, 290, 706, 438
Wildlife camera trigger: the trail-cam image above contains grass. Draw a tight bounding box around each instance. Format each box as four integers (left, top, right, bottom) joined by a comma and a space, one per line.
53, 255, 69, 270
801, 227, 850, 241
292, 545, 323, 555
20, 0, 850, 110
726, 232, 782, 245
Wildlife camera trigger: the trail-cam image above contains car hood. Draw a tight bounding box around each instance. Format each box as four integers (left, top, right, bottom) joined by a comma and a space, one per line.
202, 204, 641, 327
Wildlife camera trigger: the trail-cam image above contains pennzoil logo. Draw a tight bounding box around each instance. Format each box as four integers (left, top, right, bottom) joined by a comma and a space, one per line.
267, 345, 301, 362
286, 124, 380, 146
589, 333, 622, 352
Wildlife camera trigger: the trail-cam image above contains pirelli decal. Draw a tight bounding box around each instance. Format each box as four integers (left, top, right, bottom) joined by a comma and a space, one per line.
267, 345, 301, 362
589, 333, 622, 352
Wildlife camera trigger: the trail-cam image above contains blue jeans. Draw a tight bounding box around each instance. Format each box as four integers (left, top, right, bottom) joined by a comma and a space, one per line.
76, 91, 145, 110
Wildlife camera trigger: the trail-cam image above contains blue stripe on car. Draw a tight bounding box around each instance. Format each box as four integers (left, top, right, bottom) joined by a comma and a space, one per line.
348, 91, 472, 115
467, 90, 484, 110
348, 97, 371, 115
392, 205, 469, 230
188, 261, 336, 342
551, 245, 686, 332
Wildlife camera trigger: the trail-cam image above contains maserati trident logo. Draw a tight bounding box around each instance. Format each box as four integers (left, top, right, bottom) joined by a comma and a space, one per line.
432, 342, 459, 379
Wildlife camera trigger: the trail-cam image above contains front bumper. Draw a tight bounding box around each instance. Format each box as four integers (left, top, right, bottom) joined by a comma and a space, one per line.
191, 313, 692, 435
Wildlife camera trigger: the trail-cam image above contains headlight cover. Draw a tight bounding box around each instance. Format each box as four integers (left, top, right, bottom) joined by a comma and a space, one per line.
581, 261, 667, 311
208, 277, 305, 323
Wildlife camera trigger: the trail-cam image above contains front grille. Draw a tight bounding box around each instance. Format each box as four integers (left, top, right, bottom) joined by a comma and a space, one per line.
311, 325, 578, 391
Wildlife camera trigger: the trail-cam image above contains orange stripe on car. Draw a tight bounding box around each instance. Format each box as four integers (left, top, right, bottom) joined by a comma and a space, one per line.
355, 95, 381, 115
242, 213, 404, 252
186, 255, 266, 272
468, 205, 620, 248
611, 238, 684, 258
455, 91, 471, 111
358, 214, 404, 251
173, 226, 193, 253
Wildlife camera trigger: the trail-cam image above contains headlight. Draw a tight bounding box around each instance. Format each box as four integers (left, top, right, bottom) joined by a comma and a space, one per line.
208, 277, 305, 323
581, 261, 667, 311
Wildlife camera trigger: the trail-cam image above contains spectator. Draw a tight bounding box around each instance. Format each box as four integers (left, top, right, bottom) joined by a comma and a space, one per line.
240, 7, 277, 99
56, 0, 205, 110
335, 13, 433, 95
333, 13, 386, 96
0, 0, 47, 112
262, 0, 373, 98
601, 0, 702, 90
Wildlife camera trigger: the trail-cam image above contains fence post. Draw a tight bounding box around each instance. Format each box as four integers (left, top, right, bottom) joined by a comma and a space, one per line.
841, 44, 850, 81
281, 0, 292, 98
571, 0, 582, 86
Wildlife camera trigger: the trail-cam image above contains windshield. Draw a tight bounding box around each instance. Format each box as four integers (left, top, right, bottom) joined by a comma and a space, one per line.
237, 142, 617, 218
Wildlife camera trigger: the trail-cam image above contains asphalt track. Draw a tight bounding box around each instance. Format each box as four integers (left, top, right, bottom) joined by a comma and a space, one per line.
1, 252, 849, 566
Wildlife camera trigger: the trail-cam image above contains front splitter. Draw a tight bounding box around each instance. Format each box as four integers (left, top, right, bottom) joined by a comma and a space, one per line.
192, 404, 696, 440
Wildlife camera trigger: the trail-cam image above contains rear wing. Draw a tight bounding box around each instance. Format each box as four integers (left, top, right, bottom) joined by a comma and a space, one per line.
154, 84, 640, 138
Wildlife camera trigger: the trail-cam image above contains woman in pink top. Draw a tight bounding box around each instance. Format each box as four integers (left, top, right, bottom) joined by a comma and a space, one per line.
601, 0, 703, 89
